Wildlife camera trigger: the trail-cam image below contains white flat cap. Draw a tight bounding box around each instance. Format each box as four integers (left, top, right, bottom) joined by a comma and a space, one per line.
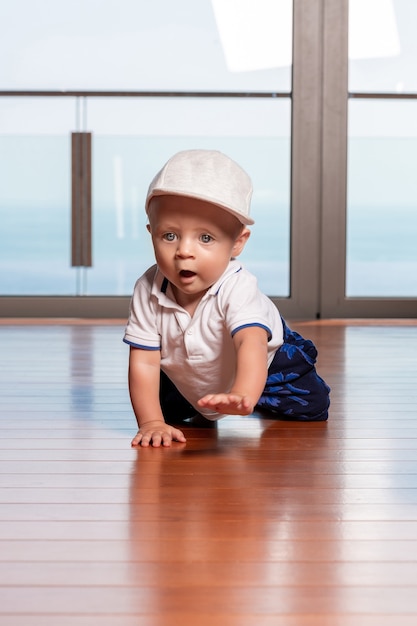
145, 149, 254, 225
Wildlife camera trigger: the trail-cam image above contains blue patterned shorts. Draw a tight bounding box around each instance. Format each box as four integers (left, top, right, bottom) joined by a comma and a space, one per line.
256, 318, 330, 421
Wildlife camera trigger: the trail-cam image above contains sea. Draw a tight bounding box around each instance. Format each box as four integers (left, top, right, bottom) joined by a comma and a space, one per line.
1, 203, 416, 299
0, 135, 416, 299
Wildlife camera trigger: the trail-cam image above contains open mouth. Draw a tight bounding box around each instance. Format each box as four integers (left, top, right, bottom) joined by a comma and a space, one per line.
179, 270, 196, 278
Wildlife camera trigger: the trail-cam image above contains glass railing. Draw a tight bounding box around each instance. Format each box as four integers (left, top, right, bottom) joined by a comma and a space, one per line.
0, 94, 292, 298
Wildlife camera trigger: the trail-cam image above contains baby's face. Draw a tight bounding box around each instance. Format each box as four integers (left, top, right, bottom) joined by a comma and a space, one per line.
147, 195, 249, 311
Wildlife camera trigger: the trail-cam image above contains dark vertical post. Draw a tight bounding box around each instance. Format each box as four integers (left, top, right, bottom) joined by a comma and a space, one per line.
71, 132, 92, 267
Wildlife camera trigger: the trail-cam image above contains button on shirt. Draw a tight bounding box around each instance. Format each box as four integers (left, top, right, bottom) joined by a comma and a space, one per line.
123, 260, 284, 419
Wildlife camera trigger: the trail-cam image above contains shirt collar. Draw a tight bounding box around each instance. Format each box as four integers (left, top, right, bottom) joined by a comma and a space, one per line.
207, 259, 242, 295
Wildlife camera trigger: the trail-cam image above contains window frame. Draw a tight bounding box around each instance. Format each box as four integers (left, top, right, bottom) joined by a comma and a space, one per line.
1, 0, 416, 319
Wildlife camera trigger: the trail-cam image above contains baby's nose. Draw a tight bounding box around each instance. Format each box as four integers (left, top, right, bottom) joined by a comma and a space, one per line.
176, 238, 194, 257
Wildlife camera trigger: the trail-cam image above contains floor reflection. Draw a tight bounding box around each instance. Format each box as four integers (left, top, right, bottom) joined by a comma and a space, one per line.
126, 417, 345, 614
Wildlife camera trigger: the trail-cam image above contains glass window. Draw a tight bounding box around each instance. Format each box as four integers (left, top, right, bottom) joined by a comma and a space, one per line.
0, 1, 292, 298
89, 97, 291, 297
347, 0, 417, 297
0, 0, 292, 93
349, 0, 417, 93
347, 101, 417, 298
0, 98, 75, 295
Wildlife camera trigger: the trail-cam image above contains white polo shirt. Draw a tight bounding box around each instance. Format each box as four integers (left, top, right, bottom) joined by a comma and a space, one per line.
123, 260, 284, 420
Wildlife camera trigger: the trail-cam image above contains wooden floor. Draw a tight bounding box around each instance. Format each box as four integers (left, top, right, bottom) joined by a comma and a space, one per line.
1, 318, 417, 626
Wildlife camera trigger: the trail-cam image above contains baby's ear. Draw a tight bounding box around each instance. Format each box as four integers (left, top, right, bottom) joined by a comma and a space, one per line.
146, 223, 151, 233
232, 228, 251, 257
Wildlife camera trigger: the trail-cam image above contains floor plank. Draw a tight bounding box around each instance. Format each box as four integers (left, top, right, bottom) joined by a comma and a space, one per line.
0, 320, 417, 624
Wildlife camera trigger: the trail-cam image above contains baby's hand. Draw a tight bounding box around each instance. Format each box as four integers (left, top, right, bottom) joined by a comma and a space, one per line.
131, 421, 187, 448
197, 393, 254, 416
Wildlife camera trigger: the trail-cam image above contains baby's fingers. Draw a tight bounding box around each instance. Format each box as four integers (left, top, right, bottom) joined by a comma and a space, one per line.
131, 426, 186, 448
131, 431, 144, 447
170, 427, 187, 444
198, 394, 226, 408
200, 393, 254, 416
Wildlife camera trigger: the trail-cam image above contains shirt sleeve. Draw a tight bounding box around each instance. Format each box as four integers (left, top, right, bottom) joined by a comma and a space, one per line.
123, 267, 161, 350
218, 268, 284, 350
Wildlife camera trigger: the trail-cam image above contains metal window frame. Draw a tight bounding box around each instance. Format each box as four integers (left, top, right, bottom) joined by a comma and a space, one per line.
1, 0, 416, 319
0, 91, 291, 318
320, 0, 417, 318
273, 0, 324, 319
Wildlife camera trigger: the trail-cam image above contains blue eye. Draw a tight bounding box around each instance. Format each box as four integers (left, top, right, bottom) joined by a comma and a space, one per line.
200, 234, 213, 243
163, 232, 176, 241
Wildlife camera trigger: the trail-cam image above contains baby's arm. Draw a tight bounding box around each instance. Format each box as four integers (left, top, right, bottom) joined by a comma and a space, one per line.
128, 347, 186, 447
197, 326, 269, 415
